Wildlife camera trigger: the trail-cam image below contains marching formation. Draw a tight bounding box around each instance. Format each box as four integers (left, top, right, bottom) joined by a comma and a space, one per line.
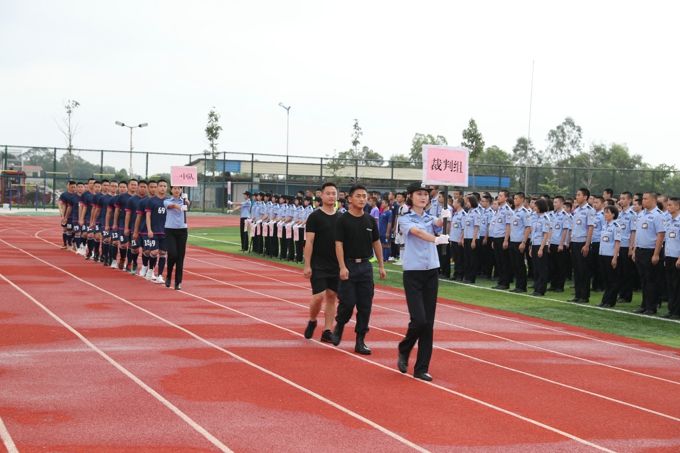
57, 178, 190, 290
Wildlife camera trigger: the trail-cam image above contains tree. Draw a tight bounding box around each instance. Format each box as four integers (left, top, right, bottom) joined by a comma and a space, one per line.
409, 133, 448, 164
461, 118, 485, 161
205, 107, 222, 178
512, 136, 541, 165
351, 118, 363, 153
389, 153, 411, 168
474, 145, 512, 166
546, 117, 583, 164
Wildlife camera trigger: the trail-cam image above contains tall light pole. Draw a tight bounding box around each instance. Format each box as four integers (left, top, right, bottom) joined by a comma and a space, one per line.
115, 121, 148, 177
278, 102, 291, 194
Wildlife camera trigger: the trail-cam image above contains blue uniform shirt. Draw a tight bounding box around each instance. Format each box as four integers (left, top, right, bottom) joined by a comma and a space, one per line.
68, 193, 81, 223
490, 203, 513, 239
531, 213, 550, 245
399, 210, 440, 271
592, 210, 604, 243
241, 199, 251, 218
449, 209, 466, 242
599, 220, 622, 257
635, 208, 666, 249
146, 197, 167, 235
571, 203, 596, 243
463, 208, 481, 240
164, 197, 187, 229
477, 206, 489, 237
96, 193, 109, 225
126, 195, 141, 230
379, 209, 393, 239
510, 206, 531, 242
136, 197, 149, 233
428, 198, 442, 234
549, 210, 570, 246
107, 195, 117, 227
80, 191, 93, 223
617, 207, 635, 247
115, 193, 131, 228
664, 214, 680, 258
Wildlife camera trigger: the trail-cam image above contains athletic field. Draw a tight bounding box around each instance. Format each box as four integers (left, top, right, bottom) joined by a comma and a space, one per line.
1, 214, 679, 452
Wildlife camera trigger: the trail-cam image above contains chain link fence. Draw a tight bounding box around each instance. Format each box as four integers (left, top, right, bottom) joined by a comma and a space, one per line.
3, 145, 679, 211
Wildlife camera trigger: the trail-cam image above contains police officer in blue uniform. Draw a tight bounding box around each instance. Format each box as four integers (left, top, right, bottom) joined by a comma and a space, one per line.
590, 196, 605, 291
663, 197, 680, 319
509, 192, 531, 293
598, 205, 622, 307
240, 191, 252, 251
449, 197, 467, 281
548, 196, 570, 292
397, 181, 450, 382
529, 198, 551, 296
633, 192, 666, 315
490, 190, 513, 290
616, 191, 636, 303
569, 188, 596, 303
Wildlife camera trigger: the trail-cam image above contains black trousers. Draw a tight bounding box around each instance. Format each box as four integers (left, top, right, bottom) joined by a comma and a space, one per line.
531, 245, 549, 295
399, 269, 438, 375
336, 260, 375, 335
665, 257, 680, 316
239, 218, 249, 251
617, 247, 634, 302
480, 239, 494, 278
570, 242, 591, 300
636, 248, 661, 312
549, 244, 568, 290
509, 242, 527, 291
269, 224, 279, 257
590, 242, 603, 291
441, 243, 451, 278
165, 227, 188, 284
294, 231, 305, 263
279, 228, 288, 259
492, 237, 511, 287
463, 238, 479, 283
599, 255, 621, 306
452, 242, 465, 280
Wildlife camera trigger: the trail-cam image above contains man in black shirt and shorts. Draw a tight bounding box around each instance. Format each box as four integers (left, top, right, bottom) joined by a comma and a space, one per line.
303, 182, 341, 343
331, 184, 386, 355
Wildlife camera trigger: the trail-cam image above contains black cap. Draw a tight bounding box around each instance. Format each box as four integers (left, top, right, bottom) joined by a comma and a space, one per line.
406, 181, 431, 194
243, 190, 251, 196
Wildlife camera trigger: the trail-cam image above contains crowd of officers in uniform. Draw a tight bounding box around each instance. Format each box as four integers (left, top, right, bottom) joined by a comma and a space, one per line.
240, 186, 680, 320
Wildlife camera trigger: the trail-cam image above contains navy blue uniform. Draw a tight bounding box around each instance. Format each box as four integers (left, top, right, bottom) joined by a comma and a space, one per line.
126, 195, 141, 247
115, 193, 132, 244
80, 191, 94, 226
146, 196, 167, 251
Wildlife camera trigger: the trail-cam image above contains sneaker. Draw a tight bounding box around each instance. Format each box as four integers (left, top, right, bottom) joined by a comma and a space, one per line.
154, 275, 165, 284
110, 261, 118, 269
138, 266, 148, 277
393, 259, 402, 266
320, 330, 333, 343
145, 269, 155, 281
304, 320, 317, 339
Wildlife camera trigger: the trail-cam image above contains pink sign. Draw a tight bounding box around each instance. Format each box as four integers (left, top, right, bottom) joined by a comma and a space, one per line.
422, 145, 469, 186
170, 166, 198, 187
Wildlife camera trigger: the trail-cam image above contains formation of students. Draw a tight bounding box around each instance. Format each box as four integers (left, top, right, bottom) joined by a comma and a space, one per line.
58, 178, 190, 290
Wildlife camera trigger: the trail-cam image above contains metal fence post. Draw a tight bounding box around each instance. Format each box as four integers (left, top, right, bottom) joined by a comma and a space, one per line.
100, 150, 104, 175
52, 148, 57, 208
145, 152, 149, 179
390, 159, 394, 181
319, 157, 323, 185
3, 145, 7, 170
355, 159, 358, 182
250, 153, 255, 194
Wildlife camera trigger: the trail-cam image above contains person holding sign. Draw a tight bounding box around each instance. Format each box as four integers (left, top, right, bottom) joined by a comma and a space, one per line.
163, 185, 191, 290
397, 181, 450, 382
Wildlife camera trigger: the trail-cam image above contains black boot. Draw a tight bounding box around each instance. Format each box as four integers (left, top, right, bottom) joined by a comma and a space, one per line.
354, 333, 371, 355
331, 323, 344, 346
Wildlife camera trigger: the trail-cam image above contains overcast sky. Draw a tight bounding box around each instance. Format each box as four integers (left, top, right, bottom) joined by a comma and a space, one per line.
1, 0, 679, 168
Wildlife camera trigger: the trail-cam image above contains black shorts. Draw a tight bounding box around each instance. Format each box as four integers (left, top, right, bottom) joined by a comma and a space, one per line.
111, 231, 119, 241
102, 230, 110, 239
66, 222, 73, 231
73, 224, 81, 234
157, 236, 166, 251
310, 272, 339, 295
119, 233, 129, 245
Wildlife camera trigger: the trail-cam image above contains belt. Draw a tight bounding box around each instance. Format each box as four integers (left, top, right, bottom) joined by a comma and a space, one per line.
347, 257, 371, 263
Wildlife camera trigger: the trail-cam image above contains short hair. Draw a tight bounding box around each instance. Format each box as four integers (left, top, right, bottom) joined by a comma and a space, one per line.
348, 184, 367, 196
577, 187, 590, 198
157, 179, 168, 185
87, 178, 96, 182
535, 198, 549, 213
321, 182, 337, 191
594, 196, 605, 203
101, 179, 109, 184
128, 178, 138, 184
147, 180, 158, 185
606, 199, 616, 206
564, 201, 573, 209
604, 205, 619, 219
603, 188, 614, 196
553, 195, 565, 202
68, 180, 76, 185
93, 180, 102, 185
482, 194, 492, 202
514, 192, 526, 200
498, 189, 509, 198
76, 182, 84, 186
669, 197, 680, 206
620, 191, 632, 200
138, 180, 148, 186
118, 181, 128, 186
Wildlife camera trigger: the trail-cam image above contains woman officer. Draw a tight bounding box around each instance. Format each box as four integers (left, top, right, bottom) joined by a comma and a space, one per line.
397, 182, 450, 381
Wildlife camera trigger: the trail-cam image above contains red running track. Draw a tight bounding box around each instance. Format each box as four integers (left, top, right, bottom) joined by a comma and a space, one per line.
1, 216, 680, 452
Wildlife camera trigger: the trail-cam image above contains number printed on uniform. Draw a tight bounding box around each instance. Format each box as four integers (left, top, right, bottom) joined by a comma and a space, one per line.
158, 207, 166, 214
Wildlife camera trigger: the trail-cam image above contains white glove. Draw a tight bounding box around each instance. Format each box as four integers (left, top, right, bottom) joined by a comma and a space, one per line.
434, 234, 450, 245
440, 209, 451, 219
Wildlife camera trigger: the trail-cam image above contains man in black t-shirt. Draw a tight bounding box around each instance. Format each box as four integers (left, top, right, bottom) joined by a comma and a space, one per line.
302, 182, 341, 343
331, 184, 386, 355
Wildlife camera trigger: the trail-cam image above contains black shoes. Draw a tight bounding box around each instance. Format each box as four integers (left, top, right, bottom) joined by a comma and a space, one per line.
568, 298, 588, 304
414, 372, 433, 382
397, 353, 408, 373
616, 298, 631, 304
331, 323, 344, 346
531, 292, 544, 297
174, 283, 181, 290
643, 310, 657, 315
165, 278, 171, 288
320, 329, 333, 343
492, 285, 509, 290
633, 308, 646, 314
355, 333, 371, 355
510, 288, 527, 293
304, 320, 317, 339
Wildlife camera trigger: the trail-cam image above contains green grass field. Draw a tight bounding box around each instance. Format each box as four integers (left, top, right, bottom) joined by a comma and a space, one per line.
189, 226, 680, 349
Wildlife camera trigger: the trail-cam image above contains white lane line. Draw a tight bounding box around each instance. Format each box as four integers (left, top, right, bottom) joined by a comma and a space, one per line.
187, 242, 680, 351
182, 260, 680, 424
0, 273, 232, 453
0, 416, 19, 453
1, 238, 429, 453
185, 254, 680, 387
